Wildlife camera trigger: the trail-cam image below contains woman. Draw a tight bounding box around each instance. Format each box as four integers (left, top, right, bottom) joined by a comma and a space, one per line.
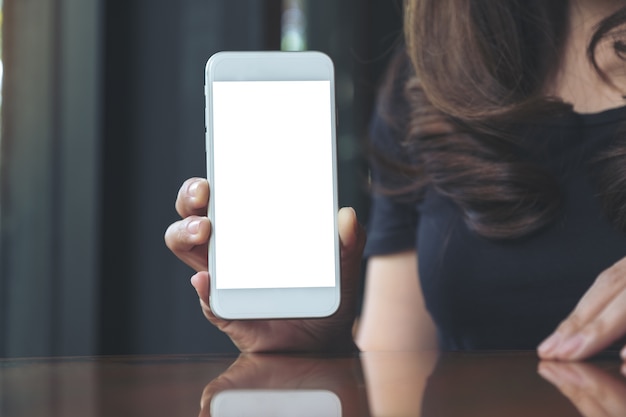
165, 0, 626, 360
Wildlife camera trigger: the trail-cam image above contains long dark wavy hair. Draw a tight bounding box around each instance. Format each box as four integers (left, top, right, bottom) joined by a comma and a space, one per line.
373, 0, 626, 239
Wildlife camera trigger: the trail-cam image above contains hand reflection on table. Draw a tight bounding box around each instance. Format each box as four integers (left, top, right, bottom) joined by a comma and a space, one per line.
539, 360, 626, 417
200, 354, 368, 417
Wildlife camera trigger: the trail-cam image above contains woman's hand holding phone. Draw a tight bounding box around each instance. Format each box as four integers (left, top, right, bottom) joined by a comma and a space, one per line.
165, 177, 366, 353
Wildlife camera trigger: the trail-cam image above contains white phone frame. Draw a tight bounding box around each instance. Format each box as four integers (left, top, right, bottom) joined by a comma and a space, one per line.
204, 51, 341, 319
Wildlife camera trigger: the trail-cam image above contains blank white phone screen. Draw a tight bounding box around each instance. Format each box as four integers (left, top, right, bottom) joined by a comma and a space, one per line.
212, 80, 335, 290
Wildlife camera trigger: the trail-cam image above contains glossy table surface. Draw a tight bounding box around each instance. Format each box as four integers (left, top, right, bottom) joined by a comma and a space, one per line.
1, 350, 625, 416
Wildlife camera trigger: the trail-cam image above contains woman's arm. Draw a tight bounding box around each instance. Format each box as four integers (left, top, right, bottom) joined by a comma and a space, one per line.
356, 250, 437, 351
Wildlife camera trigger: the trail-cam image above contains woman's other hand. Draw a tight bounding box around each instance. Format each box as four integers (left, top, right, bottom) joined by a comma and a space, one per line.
538, 256, 626, 360
164, 177, 366, 353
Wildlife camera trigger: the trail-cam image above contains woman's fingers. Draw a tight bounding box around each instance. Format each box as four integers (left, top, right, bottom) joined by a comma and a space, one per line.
190, 271, 233, 330
336, 207, 367, 318
191, 271, 216, 322
538, 257, 626, 360
175, 177, 209, 218
338, 206, 367, 280
164, 216, 211, 272
191, 271, 210, 305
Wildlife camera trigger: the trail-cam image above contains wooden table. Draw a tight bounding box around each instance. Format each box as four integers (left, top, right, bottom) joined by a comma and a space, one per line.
1, 351, 624, 416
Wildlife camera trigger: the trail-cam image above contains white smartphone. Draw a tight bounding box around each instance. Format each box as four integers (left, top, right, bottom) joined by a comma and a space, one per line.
204, 51, 340, 319
210, 390, 342, 417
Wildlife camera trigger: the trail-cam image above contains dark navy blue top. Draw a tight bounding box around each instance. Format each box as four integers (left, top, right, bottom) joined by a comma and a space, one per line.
364, 100, 626, 350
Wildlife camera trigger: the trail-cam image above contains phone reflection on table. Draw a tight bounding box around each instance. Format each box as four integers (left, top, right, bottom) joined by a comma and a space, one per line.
211, 389, 341, 417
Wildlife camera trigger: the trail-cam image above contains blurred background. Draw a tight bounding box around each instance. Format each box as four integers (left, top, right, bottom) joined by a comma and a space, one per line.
0, 0, 403, 357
